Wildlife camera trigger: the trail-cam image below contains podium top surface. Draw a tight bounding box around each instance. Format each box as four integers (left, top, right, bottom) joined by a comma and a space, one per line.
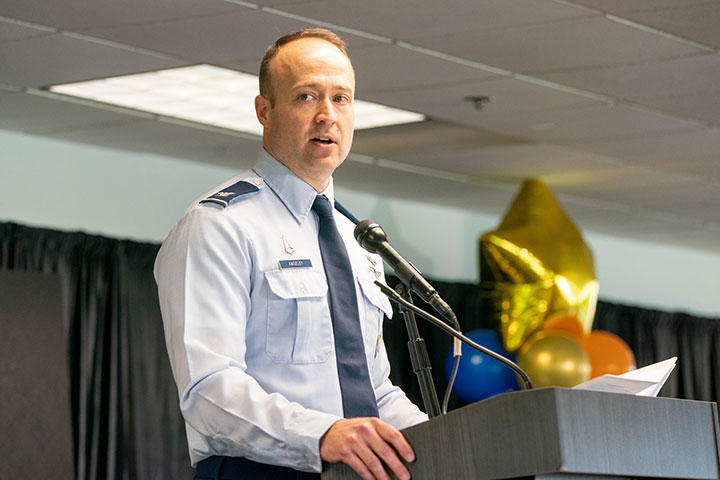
324, 388, 720, 480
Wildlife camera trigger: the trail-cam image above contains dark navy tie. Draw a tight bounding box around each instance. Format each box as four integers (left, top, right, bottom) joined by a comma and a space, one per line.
312, 195, 379, 418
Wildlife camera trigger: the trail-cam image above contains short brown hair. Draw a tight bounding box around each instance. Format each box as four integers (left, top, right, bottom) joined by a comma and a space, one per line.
258, 28, 349, 104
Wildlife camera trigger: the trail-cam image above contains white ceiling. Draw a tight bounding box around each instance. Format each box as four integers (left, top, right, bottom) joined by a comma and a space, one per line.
1, 0, 719, 253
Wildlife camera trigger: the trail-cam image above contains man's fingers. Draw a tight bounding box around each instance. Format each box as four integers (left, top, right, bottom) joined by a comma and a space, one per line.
320, 418, 414, 480
342, 450, 377, 480
353, 441, 393, 480
345, 419, 410, 480
376, 421, 415, 463
363, 422, 411, 480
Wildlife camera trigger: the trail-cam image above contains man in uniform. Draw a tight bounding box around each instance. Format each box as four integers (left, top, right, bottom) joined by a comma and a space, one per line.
154, 28, 428, 480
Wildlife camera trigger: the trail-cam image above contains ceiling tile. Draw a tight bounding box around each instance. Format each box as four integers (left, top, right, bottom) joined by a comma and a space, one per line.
79, 10, 301, 64
660, 191, 720, 224
272, 0, 592, 42
566, 0, 719, 14
82, 10, 382, 66
336, 157, 516, 215
571, 127, 720, 163
536, 53, 720, 101
552, 164, 691, 202
0, 0, 241, 30
251, 0, 319, 4
606, 180, 720, 213
0, 34, 187, 87
645, 92, 720, 126
0, 92, 147, 133
40, 119, 262, 170
0, 19, 53, 42
351, 44, 499, 94
666, 156, 720, 180
621, 3, 720, 48
352, 121, 626, 181
459, 103, 701, 142
351, 120, 516, 160
360, 76, 602, 123
563, 201, 720, 254
389, 144, 625, 180
412, 16, 703, 73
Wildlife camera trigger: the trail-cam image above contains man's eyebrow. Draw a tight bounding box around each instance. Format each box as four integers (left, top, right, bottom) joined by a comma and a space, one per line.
292, 82, 353, 92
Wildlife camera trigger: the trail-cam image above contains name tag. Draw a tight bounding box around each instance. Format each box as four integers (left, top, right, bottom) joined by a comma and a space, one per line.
279, 259, 313, 269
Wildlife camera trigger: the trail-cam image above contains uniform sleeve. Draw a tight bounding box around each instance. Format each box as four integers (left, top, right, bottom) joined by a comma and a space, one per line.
154, 206, 340, 472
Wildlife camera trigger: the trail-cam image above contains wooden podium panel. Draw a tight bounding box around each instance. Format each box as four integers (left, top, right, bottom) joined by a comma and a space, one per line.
323, 388, 720, 480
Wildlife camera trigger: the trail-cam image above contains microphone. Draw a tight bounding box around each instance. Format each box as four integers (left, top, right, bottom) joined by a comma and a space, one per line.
353, 220, 456, 324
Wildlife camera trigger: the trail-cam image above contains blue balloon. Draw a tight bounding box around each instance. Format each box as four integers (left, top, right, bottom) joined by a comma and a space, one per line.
445, 329, 519, 403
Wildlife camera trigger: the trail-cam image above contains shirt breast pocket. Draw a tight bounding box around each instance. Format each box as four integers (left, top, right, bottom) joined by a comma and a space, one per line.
358, 278, 394, 360
264, 268, 333, 364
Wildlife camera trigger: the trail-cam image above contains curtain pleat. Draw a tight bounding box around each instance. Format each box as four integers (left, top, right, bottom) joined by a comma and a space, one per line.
0, 223, 192, 480
1, 221, 717, 479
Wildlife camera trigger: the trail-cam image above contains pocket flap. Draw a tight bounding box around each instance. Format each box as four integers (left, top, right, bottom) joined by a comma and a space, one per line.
358, 278, 394, 319
265, 269, 328, 299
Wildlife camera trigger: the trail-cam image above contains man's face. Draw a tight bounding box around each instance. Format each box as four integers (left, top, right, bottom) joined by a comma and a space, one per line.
255, 38, 355, 192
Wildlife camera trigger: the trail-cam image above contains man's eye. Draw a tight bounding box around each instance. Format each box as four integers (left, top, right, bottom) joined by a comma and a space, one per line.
334, 95, 349, 104
298, 93, 313, 101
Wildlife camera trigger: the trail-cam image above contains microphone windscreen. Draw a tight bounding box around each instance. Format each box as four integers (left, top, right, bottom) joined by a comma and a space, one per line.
353, 220, 385, 253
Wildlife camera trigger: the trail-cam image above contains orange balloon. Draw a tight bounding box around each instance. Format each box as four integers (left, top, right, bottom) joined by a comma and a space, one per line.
542, 314, 586, 343
582, 330, 636, 379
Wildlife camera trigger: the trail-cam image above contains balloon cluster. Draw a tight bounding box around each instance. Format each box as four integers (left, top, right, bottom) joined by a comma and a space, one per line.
447, 180, 636, 404
517, 315, 635, 388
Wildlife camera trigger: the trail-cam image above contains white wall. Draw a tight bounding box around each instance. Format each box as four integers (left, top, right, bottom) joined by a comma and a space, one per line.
2, 129, 718, 318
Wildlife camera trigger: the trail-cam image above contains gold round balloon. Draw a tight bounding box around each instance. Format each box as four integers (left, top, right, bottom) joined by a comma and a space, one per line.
479, 179, 599, 352
517, 331, 591, 388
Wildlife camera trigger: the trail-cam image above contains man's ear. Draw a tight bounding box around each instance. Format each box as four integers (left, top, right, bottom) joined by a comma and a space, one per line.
255, 95, 271, 127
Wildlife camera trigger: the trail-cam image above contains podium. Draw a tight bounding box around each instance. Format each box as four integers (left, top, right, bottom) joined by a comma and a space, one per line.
322, 388, 720, 480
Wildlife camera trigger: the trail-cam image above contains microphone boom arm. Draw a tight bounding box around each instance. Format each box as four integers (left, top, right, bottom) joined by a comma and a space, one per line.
374, 280, 534, 391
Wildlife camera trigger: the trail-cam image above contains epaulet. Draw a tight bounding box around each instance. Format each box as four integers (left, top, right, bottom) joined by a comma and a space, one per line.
199, 181, 259, 208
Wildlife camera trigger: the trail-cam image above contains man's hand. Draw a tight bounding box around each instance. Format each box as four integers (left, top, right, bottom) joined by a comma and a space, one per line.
320, 417, 415, 480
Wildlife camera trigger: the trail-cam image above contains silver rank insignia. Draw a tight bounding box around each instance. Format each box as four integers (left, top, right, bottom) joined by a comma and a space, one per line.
365, 254, 377, 267
369, 266, 382, 279
282, 235, 295, 255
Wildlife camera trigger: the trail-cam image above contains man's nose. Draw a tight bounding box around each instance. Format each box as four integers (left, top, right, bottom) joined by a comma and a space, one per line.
315, 98, 337, 124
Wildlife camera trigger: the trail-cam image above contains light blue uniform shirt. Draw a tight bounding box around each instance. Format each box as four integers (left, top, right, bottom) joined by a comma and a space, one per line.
154, 151, 428, 472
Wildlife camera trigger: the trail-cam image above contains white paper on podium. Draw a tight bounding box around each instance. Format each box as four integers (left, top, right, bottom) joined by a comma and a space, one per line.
573, 357, 677, 396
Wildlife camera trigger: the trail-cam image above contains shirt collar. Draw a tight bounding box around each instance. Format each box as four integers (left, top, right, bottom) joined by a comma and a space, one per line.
253, 149, 335, 223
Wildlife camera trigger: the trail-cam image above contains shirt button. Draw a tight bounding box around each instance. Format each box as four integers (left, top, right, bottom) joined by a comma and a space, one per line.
252, 178, 262, 186
298, 282, 306, 293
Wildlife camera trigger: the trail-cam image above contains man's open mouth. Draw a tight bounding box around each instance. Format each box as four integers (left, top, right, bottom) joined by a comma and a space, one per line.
312, 137, 334, 144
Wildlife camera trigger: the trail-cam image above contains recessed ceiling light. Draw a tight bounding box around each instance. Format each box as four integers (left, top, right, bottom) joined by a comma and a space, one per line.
49, 65, 425, 136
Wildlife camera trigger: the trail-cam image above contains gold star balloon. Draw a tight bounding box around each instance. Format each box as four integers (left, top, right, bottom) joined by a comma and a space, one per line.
479, 179, 599, 352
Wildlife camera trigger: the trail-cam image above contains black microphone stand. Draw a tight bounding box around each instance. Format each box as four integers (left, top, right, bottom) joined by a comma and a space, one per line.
394, 283, 441, 418
378, 281, 534, 391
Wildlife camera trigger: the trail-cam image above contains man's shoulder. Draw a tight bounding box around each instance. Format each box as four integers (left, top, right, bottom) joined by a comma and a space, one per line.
190, 171, 266, 212
158, 171, 270, 255
199, 179, 261, 209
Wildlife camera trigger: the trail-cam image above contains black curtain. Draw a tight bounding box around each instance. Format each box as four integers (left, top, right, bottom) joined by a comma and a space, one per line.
0, 223, 192, 480
1, 222, 718, 479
